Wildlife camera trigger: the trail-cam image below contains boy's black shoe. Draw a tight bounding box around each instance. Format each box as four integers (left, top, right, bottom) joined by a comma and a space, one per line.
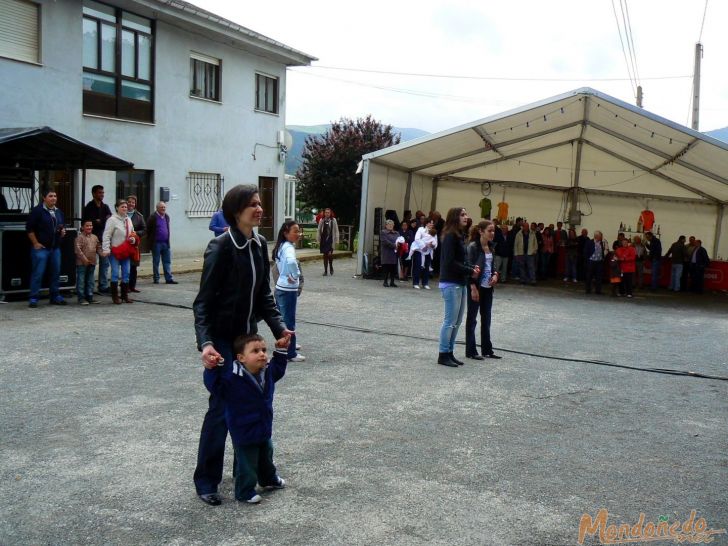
198, 493, 222, 506
466, 354, 485, 360
437, 353, 458, 367
263, 477, 286, 490
484, 353, 502, 359
166, 280, 179, 284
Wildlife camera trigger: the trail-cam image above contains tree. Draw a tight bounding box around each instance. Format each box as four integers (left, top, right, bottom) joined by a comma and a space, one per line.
296, 116, 400, 229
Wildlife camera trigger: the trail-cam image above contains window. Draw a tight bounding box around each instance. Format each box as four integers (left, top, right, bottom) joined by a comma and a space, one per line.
190, 53, 220, 101
186, 173, 223, 217
0, 0, 40, 64
255, 73, 278, 114
82, 0, 154, 122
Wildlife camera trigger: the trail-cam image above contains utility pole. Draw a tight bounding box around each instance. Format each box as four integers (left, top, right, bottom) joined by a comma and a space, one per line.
692, 42, 703, 130
636, 85, 643, 108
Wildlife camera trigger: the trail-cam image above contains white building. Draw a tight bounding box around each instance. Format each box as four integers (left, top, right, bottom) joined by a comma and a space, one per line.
0, 0, 315, 251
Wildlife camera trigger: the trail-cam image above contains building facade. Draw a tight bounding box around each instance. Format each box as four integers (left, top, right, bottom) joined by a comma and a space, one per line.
0, 0, 315, 251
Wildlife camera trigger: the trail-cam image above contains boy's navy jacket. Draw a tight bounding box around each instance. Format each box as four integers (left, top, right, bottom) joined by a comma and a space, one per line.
204, 351, 288, 446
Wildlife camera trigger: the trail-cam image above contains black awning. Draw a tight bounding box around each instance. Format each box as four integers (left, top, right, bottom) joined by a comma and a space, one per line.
0, 126, 134, 171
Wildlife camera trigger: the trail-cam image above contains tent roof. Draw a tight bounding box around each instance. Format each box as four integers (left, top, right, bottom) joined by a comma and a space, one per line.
363, 88, 728, 205
0, 127, 134, 171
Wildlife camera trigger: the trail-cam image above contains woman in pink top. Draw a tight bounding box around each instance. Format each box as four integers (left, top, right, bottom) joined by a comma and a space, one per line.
615, 238, 637, 298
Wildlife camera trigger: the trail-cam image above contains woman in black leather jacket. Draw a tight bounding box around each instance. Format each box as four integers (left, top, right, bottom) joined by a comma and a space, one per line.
192, 184, 292, 506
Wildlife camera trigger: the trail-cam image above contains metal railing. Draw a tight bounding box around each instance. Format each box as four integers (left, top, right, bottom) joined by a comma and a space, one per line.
185, 173, 224, 217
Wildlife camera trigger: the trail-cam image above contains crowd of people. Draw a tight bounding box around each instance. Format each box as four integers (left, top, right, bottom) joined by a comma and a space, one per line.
24, 185, 178, 308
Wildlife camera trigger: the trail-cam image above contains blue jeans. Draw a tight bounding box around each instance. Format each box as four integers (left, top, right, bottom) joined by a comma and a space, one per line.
153, 241, 174, 282
651, 258, 661, 289
233, 439, 279, 501
30, 247, 61, 301
108, 254, 130, 283
76, 264, 96, 301
439, 284, 466, 353
275, 289, 298, 359
411, 251, 431, 287
670, 263, 683, 291
97, 255, 109, 291
565, 255, 578, 280
195, 337, 234, 495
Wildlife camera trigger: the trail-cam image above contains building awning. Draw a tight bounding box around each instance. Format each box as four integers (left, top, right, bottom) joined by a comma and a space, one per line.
0, 127, 134, 171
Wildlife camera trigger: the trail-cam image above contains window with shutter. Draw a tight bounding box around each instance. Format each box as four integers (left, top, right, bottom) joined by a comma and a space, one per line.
0, 0, 40, 64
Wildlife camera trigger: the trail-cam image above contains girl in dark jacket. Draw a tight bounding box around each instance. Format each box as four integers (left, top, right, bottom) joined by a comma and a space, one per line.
192, 184, 292, 506
437, 207, 479, 367
465, 220, 501, 360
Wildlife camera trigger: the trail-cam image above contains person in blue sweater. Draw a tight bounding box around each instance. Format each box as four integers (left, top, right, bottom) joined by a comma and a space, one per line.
208, 209, 229, 237
204, 333, 290, 504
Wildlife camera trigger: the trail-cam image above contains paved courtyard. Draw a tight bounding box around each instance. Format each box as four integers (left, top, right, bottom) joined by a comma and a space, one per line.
1, 257, 726, 545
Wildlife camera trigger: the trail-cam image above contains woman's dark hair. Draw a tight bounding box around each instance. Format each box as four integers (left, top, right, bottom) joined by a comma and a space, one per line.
469, 220, 492, 243
222, 184, 259, 226
272, 219, 299, 261
443, 207, 466, 236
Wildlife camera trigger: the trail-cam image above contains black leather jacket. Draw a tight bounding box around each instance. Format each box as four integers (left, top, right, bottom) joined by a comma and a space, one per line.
439, 231, 475, 284
193, 228, 285, 350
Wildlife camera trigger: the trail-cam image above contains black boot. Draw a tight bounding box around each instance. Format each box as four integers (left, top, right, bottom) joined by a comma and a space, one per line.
121, 283, 133, 303
110, 282, 121, 305
449, 352, 464, 366
437, 352, 458, 367
383, 280, 389, 287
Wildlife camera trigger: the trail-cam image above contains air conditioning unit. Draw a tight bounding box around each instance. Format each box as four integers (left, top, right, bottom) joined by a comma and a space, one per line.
568, 210, 583, 225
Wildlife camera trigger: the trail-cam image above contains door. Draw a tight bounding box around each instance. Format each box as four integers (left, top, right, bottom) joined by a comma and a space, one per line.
116, 170, 152, 218
258, 177, 276, 240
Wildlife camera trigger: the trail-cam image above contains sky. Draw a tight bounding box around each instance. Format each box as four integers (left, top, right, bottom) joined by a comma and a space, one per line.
191, 0, 728, 134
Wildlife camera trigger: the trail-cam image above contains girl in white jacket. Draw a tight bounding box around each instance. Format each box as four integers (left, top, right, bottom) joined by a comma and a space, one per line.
101, 199, 136, 304
409, 220, 438, 289
272, 220, 305, 362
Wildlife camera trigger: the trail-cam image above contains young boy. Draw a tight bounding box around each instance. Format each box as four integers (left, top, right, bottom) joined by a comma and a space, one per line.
74, 220, 101, 305
203, 333, 289, 504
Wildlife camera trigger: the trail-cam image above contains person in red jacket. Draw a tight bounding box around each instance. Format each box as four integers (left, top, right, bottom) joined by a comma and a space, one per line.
615, 238, 637, 298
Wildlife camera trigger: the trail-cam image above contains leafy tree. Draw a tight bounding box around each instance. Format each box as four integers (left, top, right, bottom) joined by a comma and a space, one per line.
296, 116, 400, 229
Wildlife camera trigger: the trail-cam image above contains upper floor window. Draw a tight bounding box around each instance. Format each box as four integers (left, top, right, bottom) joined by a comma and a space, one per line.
82, 0, 154, 122
0, 0, 40, 64
190, 53, 220, 102
255, 73, 278, 114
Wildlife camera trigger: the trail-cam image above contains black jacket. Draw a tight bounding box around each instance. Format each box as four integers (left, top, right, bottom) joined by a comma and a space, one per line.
193, 229, 285, 350
439, 232, 475, 284
493, 227, 508, 257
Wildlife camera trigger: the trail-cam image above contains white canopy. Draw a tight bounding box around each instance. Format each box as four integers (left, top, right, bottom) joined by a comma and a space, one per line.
357, 87, 728, 273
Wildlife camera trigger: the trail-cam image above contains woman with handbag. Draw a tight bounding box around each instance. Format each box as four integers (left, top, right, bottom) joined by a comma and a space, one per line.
272, 219, 305, 362
101, 199, 138, 304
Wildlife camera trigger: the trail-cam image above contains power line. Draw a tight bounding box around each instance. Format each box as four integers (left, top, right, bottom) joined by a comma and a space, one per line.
611, 0, 637, 96
622, 0, 641, 85
698, 0, 709, 42
295, 65, 690, 83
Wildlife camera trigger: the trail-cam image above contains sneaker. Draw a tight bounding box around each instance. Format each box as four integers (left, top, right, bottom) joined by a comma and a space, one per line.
245, 494, 262, 504
80, 300, 90, 306
88, 298, 100, 304
627, 294, 633, 298
264, 477, 286, 490
423, 285, 431, 290
413, 285, 421, 289
563, 277, 568, 281
572, 279, 578, 283
165, 280, 178, 285
288, 354, 306, 362
296, 344, 302, 351
49, 298, 67, 306
28, 299, 38, 308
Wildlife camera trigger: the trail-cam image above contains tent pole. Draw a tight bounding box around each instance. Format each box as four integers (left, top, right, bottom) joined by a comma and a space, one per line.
430, 178, 439, 213
713, 204, 724, 258
356, 159, 370, 276
404, 172, 412, 212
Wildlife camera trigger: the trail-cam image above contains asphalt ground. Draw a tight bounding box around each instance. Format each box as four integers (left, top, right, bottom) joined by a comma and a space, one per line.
1, 258, 727, 545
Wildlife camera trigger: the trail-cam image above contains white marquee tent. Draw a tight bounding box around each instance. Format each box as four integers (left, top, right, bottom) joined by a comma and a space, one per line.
356, 88, 728, 274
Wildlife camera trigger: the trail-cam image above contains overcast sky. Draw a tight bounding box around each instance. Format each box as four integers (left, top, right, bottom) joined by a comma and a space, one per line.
191, 0, 727, 134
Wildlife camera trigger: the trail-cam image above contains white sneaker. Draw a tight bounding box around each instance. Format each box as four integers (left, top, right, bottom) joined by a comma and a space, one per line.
413, 285, 421, 289
264, 477, 286, 490
289, 354, 306, 362
423, 285, 431, 290
245, 494, 262, 504
296, 344, 302, 351
563, 277, 568, 282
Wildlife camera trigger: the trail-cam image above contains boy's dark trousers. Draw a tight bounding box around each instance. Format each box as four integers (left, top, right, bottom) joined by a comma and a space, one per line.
233, 439, 278, 501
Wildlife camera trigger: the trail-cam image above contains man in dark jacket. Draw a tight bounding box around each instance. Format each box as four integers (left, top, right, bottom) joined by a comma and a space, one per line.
576, 228, 590, 281
507, 217, 523, 280
689, 240, 710, 294
82, 185, 111, 293
146, 201, 176, 284
493, 220, 509, 282
645, 231, 662, 290
26, 189, 67, 307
